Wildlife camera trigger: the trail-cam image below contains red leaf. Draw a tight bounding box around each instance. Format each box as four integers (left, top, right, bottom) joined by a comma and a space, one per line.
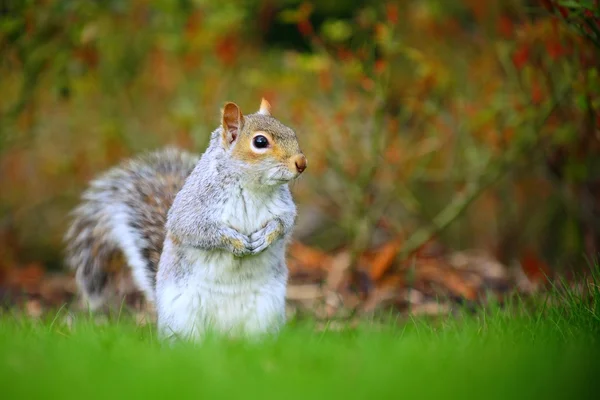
497, 15, 513, 38
374, 59, 387, 75
360, 76, 375, 92
386, 3, 399, 25
546, 38, 565, 60
184, 10, 203, 39
520, 250, 552, 283
297, 20, 313, 37
336, 47, 353, 62
215, 35, 238, 65
540, 0, 554, 13
512, 44, 530, 70
556, 5, 569, 18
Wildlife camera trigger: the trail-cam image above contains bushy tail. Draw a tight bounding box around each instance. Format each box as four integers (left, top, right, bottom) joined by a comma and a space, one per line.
64, 199, 121, 310
64, 186, 156, 310
64, 148, 199, 310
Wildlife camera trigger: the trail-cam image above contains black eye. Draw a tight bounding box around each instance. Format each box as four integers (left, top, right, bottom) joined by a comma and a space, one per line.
252, 135, 269, 149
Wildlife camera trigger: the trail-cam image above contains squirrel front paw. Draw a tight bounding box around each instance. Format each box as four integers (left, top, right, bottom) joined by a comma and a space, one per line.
249, 219, 283, 255
221, 227, 253, 257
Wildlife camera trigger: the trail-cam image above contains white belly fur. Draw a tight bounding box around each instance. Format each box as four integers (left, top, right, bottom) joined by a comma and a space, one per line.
156, 189, 288, 340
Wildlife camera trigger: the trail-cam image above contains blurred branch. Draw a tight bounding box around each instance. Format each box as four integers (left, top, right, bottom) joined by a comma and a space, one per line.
549, 0, 600, 49
396, 164, 504, 262
395, 85, 572, 264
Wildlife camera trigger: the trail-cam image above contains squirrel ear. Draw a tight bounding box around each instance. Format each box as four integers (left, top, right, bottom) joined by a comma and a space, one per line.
222, 102, 244, 146
258, 98, 272, 116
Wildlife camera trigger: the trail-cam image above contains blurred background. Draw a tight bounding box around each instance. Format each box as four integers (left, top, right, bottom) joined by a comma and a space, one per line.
1, 0, 599, 317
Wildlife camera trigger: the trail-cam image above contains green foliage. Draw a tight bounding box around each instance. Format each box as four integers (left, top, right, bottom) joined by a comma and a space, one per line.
0, 0, 599, 269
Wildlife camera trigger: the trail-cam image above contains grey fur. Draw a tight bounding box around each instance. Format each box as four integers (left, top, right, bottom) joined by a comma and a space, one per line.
64, 106, 304, 317
166, 122, 297, 256
64, 148, 199, 308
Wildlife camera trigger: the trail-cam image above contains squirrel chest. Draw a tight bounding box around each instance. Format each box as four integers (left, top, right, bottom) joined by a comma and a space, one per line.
156, 188, 289, 339
220, 188, 276, 235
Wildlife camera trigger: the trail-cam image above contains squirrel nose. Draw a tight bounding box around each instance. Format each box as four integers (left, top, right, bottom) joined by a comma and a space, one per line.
293, 154, 307, 174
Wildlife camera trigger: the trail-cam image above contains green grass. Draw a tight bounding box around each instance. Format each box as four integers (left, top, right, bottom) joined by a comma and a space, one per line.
1, 277, 599, 400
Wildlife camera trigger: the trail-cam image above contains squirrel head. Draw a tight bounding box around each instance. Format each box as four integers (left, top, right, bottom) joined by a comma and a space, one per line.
220, 98, 307, 186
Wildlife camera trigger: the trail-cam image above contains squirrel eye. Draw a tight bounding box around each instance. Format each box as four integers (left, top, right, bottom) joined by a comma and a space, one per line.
252, 135, 269, 149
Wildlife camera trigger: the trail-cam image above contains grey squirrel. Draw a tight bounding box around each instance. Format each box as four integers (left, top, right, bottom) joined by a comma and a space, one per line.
64, 99, 307, 340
